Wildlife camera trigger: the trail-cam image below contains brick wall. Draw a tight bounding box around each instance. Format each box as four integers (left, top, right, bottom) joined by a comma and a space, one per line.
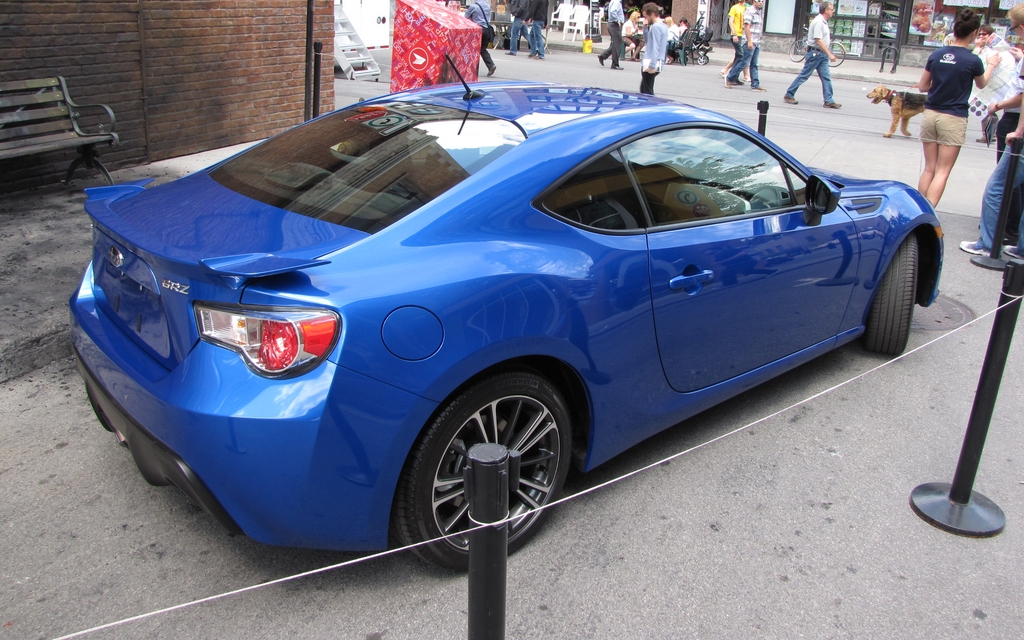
670, 0, 700, 26
0, 0, 336, 193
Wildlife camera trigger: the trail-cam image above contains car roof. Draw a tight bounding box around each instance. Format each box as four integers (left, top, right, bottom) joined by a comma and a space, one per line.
370, 82, 737, 136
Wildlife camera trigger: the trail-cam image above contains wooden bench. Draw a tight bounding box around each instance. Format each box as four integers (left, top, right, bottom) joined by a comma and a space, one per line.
0, 77, 118, 185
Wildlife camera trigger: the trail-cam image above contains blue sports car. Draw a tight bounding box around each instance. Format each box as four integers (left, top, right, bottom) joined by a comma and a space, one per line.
71, 83, 942, 569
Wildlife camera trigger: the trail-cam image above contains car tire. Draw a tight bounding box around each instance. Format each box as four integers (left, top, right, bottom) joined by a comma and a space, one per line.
863, 234, 918, 355
390, 371, 572, 570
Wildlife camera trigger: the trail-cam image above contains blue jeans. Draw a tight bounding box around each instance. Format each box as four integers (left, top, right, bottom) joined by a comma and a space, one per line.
978, 148, 1024, 253
530, 21, 545, 58
785, 49, 833, 103
509, 16, 530, 54
727, 40, 752, 84
730, 36, 744, 66
747, 45, 761, 88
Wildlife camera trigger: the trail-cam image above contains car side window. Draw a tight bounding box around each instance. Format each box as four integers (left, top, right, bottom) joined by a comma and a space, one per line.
541, 150, 648, 231
622, 128, 798, 226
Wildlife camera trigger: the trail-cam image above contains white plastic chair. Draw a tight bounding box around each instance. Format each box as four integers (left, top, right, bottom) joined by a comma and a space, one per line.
563, 5, 589, 41
550, 2, 573, 31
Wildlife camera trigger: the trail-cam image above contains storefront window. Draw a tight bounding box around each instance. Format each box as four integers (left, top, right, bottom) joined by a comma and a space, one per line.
907, 0, 983, 46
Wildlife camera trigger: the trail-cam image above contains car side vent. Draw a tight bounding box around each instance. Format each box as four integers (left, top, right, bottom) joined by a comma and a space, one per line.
843, 197, 883, 215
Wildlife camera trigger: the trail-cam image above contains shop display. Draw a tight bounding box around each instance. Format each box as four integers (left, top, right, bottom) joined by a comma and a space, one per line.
827, 0, 900, 58
923, 12, 954, 45
910, 0, 934, 35
798, 0, 1021, 59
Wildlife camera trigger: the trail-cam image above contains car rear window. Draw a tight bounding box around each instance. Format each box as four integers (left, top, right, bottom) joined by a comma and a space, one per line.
209, 102, 525, 234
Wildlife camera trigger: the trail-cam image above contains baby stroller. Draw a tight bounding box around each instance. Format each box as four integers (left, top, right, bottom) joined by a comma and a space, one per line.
675, 15, 712, 66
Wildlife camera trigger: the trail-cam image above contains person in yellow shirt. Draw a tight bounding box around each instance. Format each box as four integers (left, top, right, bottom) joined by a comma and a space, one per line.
720, 0, 751, 82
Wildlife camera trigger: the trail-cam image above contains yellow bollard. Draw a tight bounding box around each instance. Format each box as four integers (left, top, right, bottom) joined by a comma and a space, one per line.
582, 36, 593, 53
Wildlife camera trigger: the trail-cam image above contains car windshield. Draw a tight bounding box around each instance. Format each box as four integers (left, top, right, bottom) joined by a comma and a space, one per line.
209, 102, 525, 234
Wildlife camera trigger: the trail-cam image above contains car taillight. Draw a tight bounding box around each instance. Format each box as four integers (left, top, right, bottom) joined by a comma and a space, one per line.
195, 304, 340, 376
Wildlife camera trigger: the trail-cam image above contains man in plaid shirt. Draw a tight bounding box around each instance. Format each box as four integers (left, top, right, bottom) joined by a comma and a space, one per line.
726, 0, 763, 89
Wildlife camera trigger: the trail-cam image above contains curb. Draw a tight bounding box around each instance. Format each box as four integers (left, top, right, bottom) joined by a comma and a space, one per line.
743, 60, 917, 86
548, 40, 920, 87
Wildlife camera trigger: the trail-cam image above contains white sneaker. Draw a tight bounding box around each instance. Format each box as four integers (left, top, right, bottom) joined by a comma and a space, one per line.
1003, 245, 1024, 260
959, 240, 988, 256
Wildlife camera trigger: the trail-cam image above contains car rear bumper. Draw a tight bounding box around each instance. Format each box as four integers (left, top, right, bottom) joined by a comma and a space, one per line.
70, 262, 435, 551
75, 346, 244, 536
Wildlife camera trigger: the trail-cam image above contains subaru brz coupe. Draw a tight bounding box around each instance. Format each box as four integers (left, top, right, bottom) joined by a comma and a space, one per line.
70, 83, 942, 569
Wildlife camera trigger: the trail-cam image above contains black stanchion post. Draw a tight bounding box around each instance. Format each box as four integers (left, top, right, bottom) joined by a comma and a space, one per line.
910, 259, 1024, 537
973, 137, 1022, 270
464, 444, 517, 640
312, 41, 323, 119
757, 100, 768, 136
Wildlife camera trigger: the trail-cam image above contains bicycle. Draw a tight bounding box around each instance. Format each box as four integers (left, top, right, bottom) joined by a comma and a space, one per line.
788, 26, 846, 67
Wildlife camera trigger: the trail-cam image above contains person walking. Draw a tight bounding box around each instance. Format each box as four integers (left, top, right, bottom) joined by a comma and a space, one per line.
597, 0, 625, 70
505, 0, 532, 56
783, 1, 841, 108
525, 0, 548, 60
961, 5, 1024, 259
916, 8, 998, 207
639, 3, 667, 95
721, 0, 747, 81
465, 0, 497, 76
727, 0, 764, 90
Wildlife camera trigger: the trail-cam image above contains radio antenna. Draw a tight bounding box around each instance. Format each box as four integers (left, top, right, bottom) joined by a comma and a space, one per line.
443, 53, 485, 101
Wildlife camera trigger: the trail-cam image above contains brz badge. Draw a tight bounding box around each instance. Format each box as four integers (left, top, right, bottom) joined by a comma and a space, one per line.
107, 246, 124, 268
161, 279, 190, 295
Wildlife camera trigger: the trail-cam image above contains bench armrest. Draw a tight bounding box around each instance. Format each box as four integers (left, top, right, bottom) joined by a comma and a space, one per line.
58, 77, 117, 137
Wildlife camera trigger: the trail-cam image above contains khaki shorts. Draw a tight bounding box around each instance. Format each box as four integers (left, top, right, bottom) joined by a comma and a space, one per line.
920, 110, 967, 147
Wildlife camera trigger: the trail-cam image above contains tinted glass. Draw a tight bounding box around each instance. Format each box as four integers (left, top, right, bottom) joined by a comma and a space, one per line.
210, 103, 525, 234
541, 150, 647, 231
623, 128, 797, 226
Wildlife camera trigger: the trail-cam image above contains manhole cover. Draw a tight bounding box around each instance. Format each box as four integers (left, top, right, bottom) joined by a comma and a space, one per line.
912, 295, 976, 331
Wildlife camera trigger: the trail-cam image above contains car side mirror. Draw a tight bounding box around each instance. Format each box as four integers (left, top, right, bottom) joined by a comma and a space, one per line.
803, 175, 840, 226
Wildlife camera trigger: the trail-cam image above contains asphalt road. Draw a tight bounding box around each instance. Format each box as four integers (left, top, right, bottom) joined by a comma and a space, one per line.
2, 47, 1023, 639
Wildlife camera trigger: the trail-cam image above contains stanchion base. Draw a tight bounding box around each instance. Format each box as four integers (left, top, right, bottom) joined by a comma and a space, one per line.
910, 482, 1005, 537
971, 255, 1008, 271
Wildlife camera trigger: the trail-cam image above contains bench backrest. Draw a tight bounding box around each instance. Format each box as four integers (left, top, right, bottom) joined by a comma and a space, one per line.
0, 77, 79, 154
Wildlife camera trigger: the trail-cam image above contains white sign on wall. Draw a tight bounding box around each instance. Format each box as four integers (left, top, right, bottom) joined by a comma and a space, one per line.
766, 0, 798, 34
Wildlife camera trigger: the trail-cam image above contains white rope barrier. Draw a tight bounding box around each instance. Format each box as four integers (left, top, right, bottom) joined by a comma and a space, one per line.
53, 284, 1022, 640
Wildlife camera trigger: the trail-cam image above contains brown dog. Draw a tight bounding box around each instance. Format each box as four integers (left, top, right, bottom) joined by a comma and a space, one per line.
867, 85, 927, 138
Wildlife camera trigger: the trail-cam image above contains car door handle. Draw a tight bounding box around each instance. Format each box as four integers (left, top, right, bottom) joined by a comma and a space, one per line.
669, 269, 714, 290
